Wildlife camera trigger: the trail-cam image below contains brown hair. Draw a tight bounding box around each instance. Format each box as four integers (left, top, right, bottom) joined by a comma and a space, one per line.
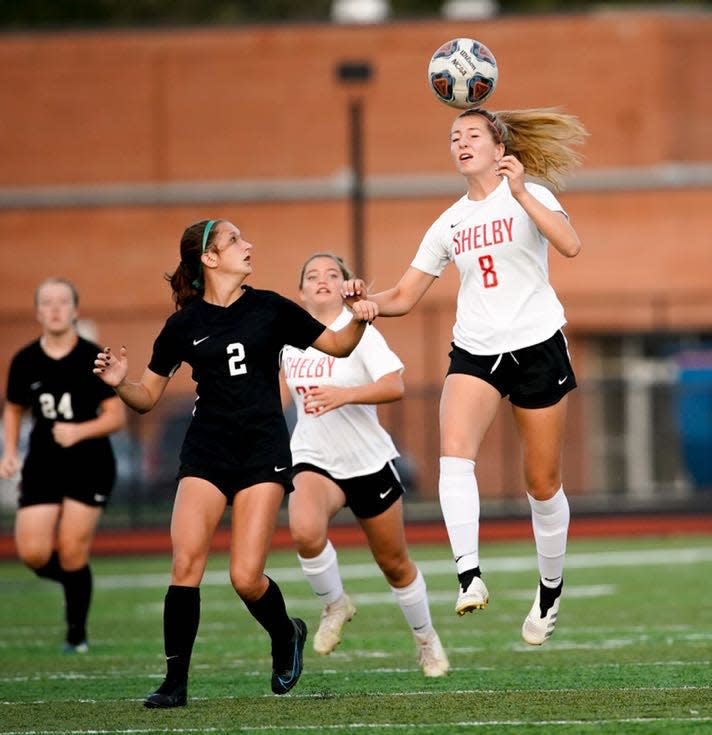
298, 252, 354, 289
165, 219, 222, 309
457, 107, 589, 190
34, 277, 79, 308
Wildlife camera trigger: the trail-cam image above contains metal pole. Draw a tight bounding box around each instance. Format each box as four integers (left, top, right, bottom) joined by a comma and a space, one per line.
349, 96, 365, 280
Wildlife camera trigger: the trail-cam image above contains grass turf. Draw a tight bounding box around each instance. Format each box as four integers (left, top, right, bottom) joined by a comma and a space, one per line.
1, 535, 711, 734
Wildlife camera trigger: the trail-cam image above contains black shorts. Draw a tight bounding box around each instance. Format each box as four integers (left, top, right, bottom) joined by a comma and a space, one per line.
447, 330, 577, 409
18, 452, 116, 509
292, 461, 405, 519
177, 462, 294, 505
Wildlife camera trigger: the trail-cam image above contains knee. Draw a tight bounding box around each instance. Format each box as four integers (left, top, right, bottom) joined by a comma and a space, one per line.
230, 568, 265, 602
56, 541, 89, 571
171, 551, 204, 586
440, 441, 476, 460
289, 520, 327, 558
377, 554, 414, 588
525, 466, 562, 500
527, 478, 562, 502
18, 547, 52, 570
527, 478, 561, 501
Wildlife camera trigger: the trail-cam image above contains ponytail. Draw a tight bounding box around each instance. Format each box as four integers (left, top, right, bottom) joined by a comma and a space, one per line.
165, 219, 221, 309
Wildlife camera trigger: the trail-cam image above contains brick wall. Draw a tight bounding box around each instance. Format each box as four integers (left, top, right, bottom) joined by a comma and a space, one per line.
1, 12, 710, 498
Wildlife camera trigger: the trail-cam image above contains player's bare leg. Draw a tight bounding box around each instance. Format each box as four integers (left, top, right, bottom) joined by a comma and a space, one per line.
290, 472, 354, 655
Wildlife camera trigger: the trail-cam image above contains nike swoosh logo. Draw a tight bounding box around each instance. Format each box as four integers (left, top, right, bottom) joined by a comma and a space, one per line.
274, 466, 287, 472
30, 381, 42, 390
379, 487, 393, 499
558, 376, 568, 385
450, 220, 464, 229
193, 336, 210, 346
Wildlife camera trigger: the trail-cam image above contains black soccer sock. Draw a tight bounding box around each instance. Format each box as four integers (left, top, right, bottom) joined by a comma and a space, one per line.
63, 565, 92, 645
539, 578, 563, 616
458, 566, 481, 593
33, 551, 65, 583
163, 585, 200, 684
243, 576, 292, 647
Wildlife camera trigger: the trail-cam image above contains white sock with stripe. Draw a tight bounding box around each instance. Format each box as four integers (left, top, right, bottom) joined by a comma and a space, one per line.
528, 487, 570, 588
439, 456, 480, 574
298, 540, 344, 605
390, 568, 433, 635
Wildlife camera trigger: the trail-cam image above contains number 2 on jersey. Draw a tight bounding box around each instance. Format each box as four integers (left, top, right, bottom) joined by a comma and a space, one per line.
478, 255, 499, 288
227, 342, 247, 376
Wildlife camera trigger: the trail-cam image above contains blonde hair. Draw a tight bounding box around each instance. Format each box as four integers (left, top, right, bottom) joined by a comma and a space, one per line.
458, 108, 589, 190
298, 252, 353, 288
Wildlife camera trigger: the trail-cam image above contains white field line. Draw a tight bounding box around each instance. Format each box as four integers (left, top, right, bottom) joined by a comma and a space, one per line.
1, 715, 712, 733
2, 658, 710, 686
94, 547, 712, 589
3, 683, 711, 706
133, 583, 615, 615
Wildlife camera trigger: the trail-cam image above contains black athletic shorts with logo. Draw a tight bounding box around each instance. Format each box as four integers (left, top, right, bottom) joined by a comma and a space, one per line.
18, 443, 116, 509
177, 462, 294, 504
447, 330, 577, 409
292, 461, 405, 519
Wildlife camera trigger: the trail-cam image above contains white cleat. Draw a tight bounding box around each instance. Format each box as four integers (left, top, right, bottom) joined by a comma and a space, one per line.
414, 629, 450, 677
313, 593, 356, 655
455, 576, 489, 616
522, 583, 561, 645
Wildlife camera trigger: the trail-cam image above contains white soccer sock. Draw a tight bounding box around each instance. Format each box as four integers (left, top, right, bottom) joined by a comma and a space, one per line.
439, 456, 480, 574
528, 487, 570, 588
390, 568, 433, 635
297, 540, 344, 605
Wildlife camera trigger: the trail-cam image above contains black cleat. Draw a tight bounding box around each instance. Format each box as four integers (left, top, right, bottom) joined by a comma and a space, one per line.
271, 617, 307, 695
143, 679, 188, 708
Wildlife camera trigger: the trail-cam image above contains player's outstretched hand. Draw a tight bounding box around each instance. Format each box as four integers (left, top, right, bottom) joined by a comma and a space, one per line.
341, 278, 367, 306
351, 299, 378, 323
94, 346, 129, 387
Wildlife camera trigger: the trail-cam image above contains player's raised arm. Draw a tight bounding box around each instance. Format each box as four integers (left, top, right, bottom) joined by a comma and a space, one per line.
310, 299, 378, 357
94, 346, 169, 414
342, 267, 436, 317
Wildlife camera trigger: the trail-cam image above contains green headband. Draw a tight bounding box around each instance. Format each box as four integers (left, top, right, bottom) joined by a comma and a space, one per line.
201, 219, 217, 253
192, 219, 217, 289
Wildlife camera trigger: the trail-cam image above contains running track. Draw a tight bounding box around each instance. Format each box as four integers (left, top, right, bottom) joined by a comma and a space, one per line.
1, 513, 711, 559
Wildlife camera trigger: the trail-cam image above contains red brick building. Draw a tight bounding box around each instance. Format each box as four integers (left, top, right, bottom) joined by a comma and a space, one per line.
1, 11, 711, 503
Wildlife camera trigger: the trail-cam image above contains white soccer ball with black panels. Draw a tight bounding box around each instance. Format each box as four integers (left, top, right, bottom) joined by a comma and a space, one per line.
427, 38, 498, 109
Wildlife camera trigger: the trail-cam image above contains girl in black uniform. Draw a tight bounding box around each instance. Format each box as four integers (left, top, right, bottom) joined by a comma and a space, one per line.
0, 277, 126, 653
94, 219, 378, 708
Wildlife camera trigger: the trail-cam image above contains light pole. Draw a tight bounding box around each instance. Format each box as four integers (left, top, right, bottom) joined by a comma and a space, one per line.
335, 61, 373, 281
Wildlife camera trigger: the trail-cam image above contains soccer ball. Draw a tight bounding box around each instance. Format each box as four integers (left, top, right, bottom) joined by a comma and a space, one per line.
427, 38, 498, 109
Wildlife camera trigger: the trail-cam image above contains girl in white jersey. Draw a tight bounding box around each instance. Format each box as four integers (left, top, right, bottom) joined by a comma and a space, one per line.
282, 253, 449, 677
343, 108, 588, 646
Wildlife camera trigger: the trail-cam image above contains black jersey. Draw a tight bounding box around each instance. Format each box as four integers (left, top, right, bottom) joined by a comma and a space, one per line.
148, 286, 326, 475
6, 336, 117, 471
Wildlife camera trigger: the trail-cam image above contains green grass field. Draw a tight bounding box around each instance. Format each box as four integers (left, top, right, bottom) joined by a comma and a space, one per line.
1, 534, 711, 734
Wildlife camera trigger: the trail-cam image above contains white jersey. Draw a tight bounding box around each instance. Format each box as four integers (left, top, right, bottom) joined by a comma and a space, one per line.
282, 307, 402, 479
412, 178, 567, 355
